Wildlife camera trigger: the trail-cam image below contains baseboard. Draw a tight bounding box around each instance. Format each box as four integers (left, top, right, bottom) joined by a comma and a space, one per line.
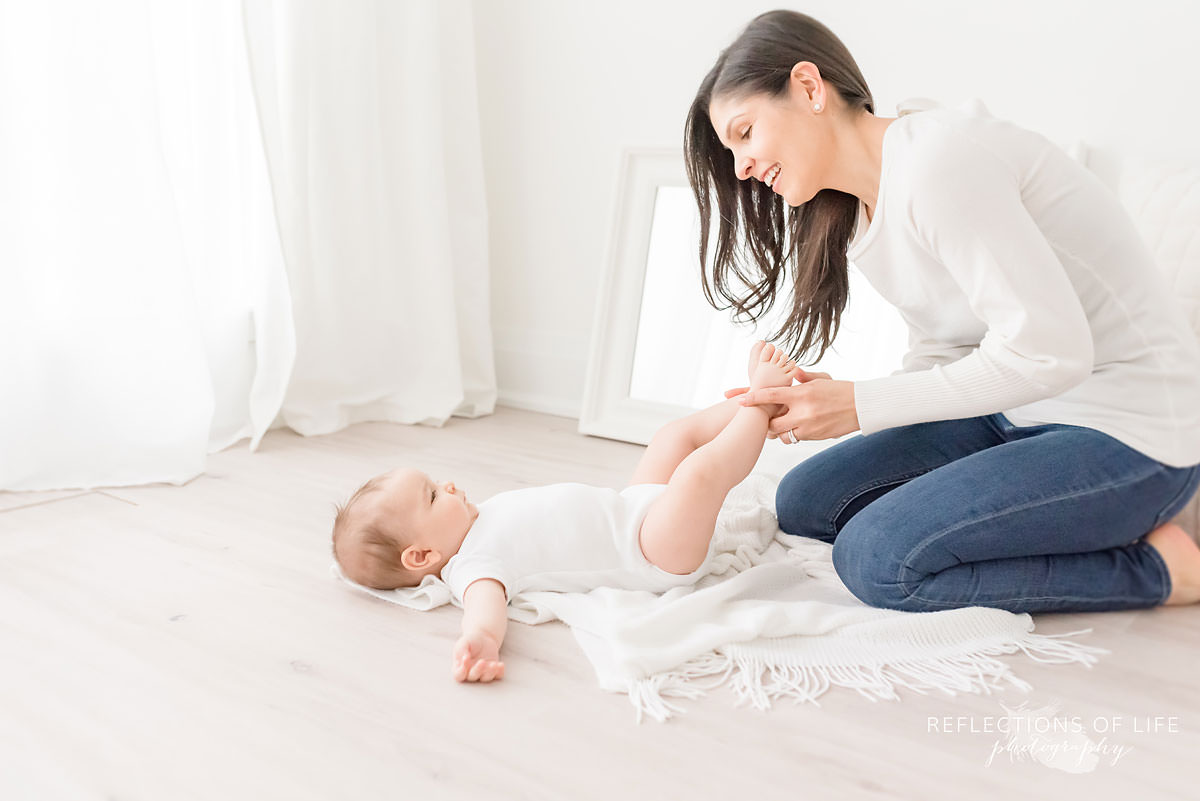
495, 391, 580, 420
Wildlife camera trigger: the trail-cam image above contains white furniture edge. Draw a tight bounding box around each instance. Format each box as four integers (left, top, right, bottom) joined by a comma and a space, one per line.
579, 147, 698, 445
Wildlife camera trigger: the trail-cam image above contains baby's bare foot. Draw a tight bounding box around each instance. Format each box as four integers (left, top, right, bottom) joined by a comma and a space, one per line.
750, 342, 797, 391
747, 340, 766, 386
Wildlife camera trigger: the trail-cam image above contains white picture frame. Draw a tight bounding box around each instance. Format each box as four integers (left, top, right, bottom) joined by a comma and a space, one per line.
579, 148, 695, 445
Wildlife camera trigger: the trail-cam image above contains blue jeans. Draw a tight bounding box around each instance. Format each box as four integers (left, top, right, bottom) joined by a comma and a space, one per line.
775, 413, 1200, 614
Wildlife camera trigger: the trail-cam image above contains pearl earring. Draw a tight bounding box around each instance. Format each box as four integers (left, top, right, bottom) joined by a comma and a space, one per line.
813, 103, 822, 112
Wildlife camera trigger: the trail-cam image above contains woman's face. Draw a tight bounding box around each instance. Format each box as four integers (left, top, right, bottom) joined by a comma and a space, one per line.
707, 77, 830, 207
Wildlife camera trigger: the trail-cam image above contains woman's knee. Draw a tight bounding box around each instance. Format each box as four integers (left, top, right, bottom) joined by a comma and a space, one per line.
773, 426, 958, 543
774, 441, 916, 543
831, 523, 923, 611
774, 462, 838, 542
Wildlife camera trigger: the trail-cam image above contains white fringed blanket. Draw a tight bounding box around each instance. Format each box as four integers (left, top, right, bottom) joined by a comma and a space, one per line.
330, 474, 1109, 723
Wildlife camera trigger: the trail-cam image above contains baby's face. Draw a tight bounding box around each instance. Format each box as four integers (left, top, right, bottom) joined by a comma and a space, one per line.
372, 468, 479, 567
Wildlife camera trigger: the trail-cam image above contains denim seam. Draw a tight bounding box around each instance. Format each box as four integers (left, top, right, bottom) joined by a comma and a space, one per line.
1136, 539, 1174, 605
828, 468, 936, 539
981, 413, 1008, 439
897, 468, 1168, 603
904, 592, 1164, 609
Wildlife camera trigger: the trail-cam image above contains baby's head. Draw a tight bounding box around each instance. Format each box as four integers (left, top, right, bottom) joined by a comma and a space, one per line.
331, 467, 479, 590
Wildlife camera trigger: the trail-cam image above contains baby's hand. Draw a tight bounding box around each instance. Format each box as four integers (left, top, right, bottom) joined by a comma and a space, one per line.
452, 630, 505, 683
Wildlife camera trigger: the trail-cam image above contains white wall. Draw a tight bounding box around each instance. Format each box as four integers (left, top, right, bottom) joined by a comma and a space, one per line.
471, 0, 1200, 418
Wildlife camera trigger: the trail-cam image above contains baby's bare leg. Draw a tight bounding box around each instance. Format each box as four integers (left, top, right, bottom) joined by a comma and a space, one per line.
638, 344, 795, 575
628, 398, 744, 487
638, 405, 773, 574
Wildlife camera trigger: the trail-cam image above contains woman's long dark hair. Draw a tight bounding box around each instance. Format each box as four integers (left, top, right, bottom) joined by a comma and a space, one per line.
684, 10, 875, 364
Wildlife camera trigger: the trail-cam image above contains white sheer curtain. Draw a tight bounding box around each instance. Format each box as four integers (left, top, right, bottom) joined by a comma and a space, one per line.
0, 0, 494, 492
242, 0, 494, 435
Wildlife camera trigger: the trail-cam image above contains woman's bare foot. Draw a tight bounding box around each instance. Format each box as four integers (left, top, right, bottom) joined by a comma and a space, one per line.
1144, 522, 1200, 605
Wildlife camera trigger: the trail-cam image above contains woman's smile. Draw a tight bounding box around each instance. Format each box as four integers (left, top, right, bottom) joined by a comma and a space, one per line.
765, 163, 782, 188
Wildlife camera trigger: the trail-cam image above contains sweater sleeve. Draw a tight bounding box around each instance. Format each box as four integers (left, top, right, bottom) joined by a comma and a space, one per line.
889, 320, 978, 376
855, 128, 1095, 435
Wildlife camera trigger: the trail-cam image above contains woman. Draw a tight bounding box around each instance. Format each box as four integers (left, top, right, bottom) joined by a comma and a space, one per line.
685, 9, 1200, 613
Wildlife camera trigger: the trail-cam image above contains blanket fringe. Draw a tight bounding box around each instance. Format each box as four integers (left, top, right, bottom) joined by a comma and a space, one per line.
626, 628, 1111, 724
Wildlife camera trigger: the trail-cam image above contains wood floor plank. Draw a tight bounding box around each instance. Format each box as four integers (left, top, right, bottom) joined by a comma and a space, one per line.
0, 488, 94, 513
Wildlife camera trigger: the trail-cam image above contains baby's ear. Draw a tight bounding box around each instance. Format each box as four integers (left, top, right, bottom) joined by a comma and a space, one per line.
400, 544, 436, 571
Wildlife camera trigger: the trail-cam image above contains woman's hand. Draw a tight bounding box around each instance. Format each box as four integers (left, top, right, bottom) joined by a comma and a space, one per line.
733, 374, 861, 441
452, 630, 505, 683
724, 365, 831, 400
724, 366, 849, 440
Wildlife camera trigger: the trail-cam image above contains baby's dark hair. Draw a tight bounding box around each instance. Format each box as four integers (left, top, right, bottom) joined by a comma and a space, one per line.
331, 471, 421, 590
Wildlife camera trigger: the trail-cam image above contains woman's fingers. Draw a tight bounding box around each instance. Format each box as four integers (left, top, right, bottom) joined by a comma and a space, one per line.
740, 387, 787, 406
770, 414, 807, 441
794, 367, 832, 382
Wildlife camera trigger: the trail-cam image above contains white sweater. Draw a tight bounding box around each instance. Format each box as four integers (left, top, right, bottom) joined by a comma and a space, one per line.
849, 98, 1200, 468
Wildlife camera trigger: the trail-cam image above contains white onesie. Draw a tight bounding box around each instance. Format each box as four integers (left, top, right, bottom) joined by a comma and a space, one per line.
438, 482, 716, 604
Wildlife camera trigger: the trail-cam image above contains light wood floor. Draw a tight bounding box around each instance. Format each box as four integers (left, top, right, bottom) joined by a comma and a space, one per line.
1, 406, 1196, 800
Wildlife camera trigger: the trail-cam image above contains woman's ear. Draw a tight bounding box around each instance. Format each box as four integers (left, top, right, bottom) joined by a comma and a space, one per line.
789, 61, 822, 106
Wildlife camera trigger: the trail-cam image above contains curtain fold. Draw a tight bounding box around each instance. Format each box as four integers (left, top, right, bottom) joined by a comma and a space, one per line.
149, 0, 296, 456
241, 0, 495, 436
0, 0, 218, 491
0, 0, 494, 492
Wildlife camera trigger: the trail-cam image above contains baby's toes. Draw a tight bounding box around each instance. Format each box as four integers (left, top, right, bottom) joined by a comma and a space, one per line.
760, 343, 776, 362
748, 340, 766, 378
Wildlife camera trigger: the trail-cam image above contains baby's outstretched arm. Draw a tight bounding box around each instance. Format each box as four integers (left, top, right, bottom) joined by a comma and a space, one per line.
452, 578, 507, 683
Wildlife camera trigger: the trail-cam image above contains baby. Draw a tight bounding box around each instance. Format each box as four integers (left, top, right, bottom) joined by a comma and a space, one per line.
331, 341, 800, 683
